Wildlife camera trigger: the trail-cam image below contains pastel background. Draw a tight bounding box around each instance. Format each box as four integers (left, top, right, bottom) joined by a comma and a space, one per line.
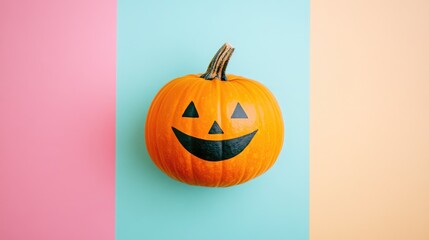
0, 0, 115, 239
310, 0, 429, 239
116, 0, 309, 240
1, 0, 429, 240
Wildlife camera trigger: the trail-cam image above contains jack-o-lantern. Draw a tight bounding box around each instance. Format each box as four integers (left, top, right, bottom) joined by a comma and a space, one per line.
145, 43, 284, 187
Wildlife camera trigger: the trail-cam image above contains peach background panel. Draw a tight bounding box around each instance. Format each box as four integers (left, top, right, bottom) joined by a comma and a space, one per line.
0, 1, 116, 239
311, 0, 429, 239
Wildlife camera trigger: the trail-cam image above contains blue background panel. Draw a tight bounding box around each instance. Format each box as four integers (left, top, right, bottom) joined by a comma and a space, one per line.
117, 0, 309, 239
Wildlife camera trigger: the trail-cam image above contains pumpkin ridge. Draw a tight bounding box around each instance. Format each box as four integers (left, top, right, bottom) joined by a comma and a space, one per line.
228, 81, 251, 186
252, 81, 284, 174
215, 79, 224, 187
257, 81, 282, 179
249, 81, 275, 179
146, 82, 174, 175
184, 79, 203, 185
153, 79, 187, 182
234, 79, 275, 181
233, 80, 261, 183
167, 79, 195, 183
172, 78, 200, 184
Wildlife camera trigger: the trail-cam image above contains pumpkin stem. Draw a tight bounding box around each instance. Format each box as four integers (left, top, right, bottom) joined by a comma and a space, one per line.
200, 43, 235, 81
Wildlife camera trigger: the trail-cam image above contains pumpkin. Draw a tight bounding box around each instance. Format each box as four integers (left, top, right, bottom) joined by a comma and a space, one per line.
145, 43, 284, 187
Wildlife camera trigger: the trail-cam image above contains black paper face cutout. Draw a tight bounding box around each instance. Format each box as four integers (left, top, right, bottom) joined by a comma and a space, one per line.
231, 103, 248, 118
208, 121, 224, 134
172, 127, 257, 161
172, 101, 257, 161
182, 101, 199, 118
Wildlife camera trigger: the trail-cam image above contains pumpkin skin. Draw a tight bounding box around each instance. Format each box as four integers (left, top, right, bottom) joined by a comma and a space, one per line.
145, 44, 284, 187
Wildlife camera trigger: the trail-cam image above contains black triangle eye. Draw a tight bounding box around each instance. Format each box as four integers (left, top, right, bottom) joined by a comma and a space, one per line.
182, 101, 199, 118
231, 103, 248, 119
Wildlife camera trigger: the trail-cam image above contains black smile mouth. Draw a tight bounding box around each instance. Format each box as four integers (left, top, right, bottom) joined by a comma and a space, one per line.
171, 127, 258, 162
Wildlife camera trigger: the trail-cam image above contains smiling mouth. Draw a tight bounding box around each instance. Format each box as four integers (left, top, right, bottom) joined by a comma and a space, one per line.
171, 127, 258, 162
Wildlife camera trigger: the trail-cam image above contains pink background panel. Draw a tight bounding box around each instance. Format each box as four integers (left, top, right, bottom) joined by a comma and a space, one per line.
0, 1, 116, 239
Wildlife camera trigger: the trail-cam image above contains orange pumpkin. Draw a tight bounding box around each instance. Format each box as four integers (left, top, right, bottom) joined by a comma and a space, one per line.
145, 43, 284, 187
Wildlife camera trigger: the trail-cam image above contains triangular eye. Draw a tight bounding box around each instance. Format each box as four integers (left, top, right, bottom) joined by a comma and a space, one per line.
182, 101, 199, 118
231, 103, 248, 119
